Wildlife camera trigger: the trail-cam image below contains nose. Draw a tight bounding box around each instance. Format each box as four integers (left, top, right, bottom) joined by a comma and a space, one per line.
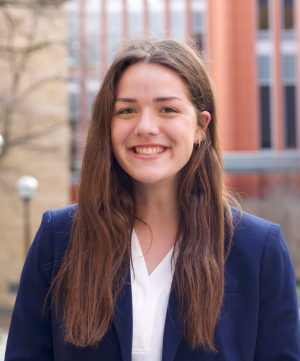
133, 109, 159, 137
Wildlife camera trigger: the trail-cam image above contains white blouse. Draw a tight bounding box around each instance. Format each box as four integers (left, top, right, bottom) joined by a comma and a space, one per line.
130, 229, 177, 361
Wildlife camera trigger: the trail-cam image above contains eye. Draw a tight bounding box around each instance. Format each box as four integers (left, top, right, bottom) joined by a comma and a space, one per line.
160, 107, 178, 114
117, 108, 136, 115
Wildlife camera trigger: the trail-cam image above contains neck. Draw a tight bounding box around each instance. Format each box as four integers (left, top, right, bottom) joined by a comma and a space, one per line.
133, 179, 181, 239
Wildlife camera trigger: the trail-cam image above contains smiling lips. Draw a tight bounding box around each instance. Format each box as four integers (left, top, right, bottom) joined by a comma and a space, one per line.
134, 146, 165, 155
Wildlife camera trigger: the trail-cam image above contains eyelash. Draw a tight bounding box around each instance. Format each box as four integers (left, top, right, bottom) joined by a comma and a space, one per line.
160, 107, 177, 113
117, 107, 178, 115
117, 108, 136, 115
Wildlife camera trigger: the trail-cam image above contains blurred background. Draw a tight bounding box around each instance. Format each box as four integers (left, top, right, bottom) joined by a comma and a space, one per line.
0, 0, 300, 357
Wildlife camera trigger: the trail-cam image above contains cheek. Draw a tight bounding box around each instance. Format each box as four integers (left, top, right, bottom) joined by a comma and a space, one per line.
110, 120, 131, 166
110, 120, 122, 149
110, 129, 121, 163
111, 118, 132, 142
183, 141, 195, 162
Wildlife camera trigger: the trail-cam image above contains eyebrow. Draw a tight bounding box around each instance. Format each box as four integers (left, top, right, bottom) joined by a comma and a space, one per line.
115, 97, 137, 103
115, 96, 182, 103
154, 96, 182, 103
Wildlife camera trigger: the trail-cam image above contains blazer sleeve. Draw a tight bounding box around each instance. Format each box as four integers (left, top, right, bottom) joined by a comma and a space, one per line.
254, 223, 300, 361
5, 210, 54, 361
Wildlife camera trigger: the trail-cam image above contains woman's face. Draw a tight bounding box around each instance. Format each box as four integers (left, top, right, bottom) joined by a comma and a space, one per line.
111, 62, 209, 188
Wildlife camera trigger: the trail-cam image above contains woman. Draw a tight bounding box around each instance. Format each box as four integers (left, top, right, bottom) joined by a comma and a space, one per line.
5, 38, 300, 361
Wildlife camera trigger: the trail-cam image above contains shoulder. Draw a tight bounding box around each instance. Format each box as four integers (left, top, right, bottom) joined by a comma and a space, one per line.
46, 203, 78, 232
226, 208, 297, 309
39, 204, 77, 243
47, 203, 78, 254
227, 207, 287, 275
230, 206, 279, 251
228, 211, 300, 358
32, 204, 78, 264
231, 206, 275, 239
224, 214, 300, 357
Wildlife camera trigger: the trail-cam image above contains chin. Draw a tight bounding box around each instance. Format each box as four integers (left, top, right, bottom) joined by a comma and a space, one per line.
130, 172, 179, 187
132, 176, 162, 184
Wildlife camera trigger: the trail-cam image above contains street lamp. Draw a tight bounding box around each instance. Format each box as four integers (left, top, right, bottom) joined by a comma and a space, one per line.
0, 134, 4, 156
15, 176, 39, 258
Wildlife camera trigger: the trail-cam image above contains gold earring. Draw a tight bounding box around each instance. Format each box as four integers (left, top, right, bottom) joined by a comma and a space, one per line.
195, 140, 201, 149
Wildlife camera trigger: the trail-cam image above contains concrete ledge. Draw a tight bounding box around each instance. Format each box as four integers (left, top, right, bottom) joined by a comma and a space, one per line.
223, 150, 300, 173
71, 150, 300, 182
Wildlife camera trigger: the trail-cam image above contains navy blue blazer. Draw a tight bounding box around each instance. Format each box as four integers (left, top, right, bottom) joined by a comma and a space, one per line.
5, 205, 300, 361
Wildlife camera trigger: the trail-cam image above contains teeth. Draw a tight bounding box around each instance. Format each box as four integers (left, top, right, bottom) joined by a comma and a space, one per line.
135, 147, 164, 155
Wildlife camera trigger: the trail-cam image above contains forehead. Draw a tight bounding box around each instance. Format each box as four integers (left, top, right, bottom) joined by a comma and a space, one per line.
115, 62, 190, 99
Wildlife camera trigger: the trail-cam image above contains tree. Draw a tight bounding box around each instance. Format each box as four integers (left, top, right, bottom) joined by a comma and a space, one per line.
0, 1, 67, 7
0, 0, 70, 164
0, 1, 71, 309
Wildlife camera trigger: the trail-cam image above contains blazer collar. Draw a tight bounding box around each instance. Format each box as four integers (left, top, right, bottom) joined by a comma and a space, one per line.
113, 268, 133, 361
113, 270, 183, 361
162, 286, 184, 361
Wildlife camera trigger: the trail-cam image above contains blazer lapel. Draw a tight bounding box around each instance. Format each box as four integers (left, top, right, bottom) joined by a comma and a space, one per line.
113, 269, 133, 361
162, 286, 183, 361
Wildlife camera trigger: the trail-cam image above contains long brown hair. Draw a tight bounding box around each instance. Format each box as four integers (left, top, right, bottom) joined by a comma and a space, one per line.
50, 38, 233, 352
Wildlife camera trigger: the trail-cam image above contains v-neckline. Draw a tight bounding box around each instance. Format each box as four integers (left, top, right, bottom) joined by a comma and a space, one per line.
132, 229, 175, 277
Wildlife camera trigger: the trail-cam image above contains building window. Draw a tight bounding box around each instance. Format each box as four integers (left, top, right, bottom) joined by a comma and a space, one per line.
283, 0, 294, 29
128, 12, 143, 36
107, 1, 122, 64
170, 0, 185, 41
67, 13, 80, 66
148, 0, 164, 37
258, 55, 272, 148
86, 13, 100, 67
258, 55, 271, 80
8, 283, 19, 294
69, 92, 80, 172
282, 54, 297, 81
149, 11, 163, 36
282, 54, 297, 148
70, 120, 79, 172
87, 0, 102, 5
258, 0, 269, 30
170, 11, 185, 40
107, 11, 122, 63
128, 0, 143, 36
260, 86, 272, 148
284, 86, 297, 148
69, 92, 80, 122
281, 0, 295, 39
192, 11, 204, 49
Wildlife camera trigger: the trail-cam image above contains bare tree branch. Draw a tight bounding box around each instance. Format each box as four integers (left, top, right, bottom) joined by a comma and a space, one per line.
1, 7, 41, 148
21, 143, 62, 153
7, 119, 67, 148
0, 0, 71, 171
0, 0, 69, 8
0, 40, 67, 55
17, 76, 76, 103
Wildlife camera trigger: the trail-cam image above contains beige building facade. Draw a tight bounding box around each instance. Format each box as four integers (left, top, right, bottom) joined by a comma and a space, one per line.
0, 4, 69, 308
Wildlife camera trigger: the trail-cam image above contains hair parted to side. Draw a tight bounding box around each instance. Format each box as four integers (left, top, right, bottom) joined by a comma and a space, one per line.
49, 37, 234, 352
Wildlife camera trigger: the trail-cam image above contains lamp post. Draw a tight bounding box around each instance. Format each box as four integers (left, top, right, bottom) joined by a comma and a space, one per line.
0, 134, 4, 156
15, 176, 39, 258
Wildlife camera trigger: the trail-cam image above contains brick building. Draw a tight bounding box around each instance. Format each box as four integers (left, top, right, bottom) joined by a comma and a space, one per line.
66, 0, 300, 278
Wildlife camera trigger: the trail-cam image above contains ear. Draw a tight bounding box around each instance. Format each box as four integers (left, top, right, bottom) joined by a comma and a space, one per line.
194, 111, 211, 144
201, 111, 211, 128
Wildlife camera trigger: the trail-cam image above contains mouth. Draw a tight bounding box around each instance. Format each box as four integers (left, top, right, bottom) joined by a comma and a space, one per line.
133, 146, 166, 155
